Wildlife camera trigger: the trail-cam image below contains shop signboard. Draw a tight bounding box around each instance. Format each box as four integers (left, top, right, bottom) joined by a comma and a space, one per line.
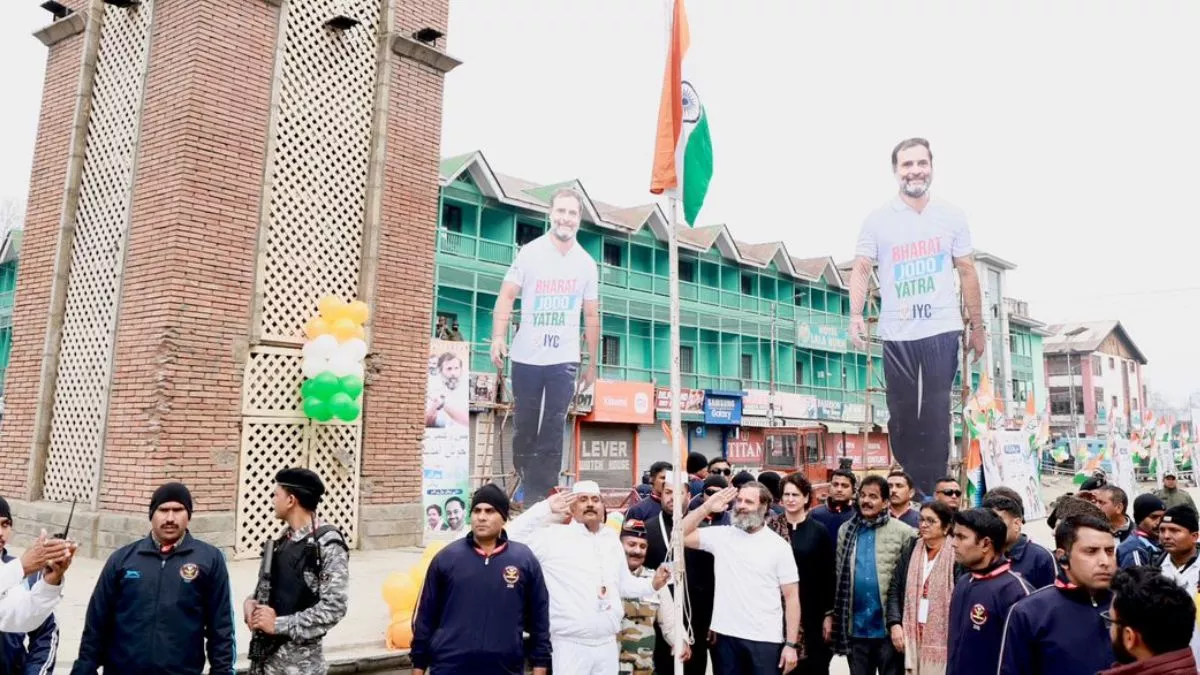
726, 428, 765, 467
655, 387, 705, 414
578, 424, 636, 488
703, 393, 743, 426
585, 381, 655, 424
796, 322, 849, 353
825, 431, 892, 470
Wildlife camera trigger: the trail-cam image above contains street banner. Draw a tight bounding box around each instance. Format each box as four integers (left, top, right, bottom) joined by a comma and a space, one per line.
422, 339, 471, 542
1111, 436, 1136, 498
980, 428, 1048, 520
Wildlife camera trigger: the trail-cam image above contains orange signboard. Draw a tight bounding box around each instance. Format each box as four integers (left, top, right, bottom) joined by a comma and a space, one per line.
585, 381, 655, 424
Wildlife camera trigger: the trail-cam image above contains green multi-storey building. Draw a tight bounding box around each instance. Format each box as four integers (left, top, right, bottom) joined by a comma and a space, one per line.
433, 152, 890, 480
431, 152, 1051, 486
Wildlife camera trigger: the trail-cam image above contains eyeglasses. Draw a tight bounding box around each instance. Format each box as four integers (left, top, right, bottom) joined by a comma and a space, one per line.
711, 468, 731, 476
938, 489, 962, 497
1100, 610, 1118, 628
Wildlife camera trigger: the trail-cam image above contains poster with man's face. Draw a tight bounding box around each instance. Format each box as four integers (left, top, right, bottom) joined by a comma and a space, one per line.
422, 339, 472, 542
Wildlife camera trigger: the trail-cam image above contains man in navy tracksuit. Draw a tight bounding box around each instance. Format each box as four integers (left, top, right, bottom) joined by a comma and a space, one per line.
411, 484, 551, 675
946, 508, 1033, 675
1117, 494, 1165, 568
0, 496, 59, 675
71, 483, 235, 675
983, 492, 1057, 588
998, 514, 1116, 675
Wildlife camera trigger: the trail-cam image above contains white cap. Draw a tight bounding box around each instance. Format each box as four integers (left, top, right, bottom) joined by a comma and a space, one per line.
572, 480, 601, 496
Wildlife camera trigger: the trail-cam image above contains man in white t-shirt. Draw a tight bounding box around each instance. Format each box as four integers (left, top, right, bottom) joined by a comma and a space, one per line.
491, 189, 600, 506
682, 484, 802, 675
847, 138, 985, 497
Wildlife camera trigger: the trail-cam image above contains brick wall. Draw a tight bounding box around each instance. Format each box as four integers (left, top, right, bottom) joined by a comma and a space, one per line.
0, 24, 86, 498
361, 0, 451, 505
99, 0, 278, 512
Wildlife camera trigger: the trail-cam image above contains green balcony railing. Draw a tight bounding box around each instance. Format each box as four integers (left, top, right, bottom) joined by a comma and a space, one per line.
1010, 354, 1033, 370
0, 292, 13, 312
439, 231, 476, 258
478, 239, 514, 265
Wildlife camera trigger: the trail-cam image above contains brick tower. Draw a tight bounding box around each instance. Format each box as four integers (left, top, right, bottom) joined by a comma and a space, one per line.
1, 0, 458, 557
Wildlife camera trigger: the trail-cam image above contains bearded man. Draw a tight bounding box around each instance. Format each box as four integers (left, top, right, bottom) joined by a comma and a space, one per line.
682, 483, 802, 675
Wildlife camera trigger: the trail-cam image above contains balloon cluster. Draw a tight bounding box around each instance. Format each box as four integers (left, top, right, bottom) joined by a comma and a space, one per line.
382, 541, 447, 650
301, 296, 370, 423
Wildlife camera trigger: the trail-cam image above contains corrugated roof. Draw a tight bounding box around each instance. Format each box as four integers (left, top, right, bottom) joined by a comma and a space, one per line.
1043, 320, 1148, 364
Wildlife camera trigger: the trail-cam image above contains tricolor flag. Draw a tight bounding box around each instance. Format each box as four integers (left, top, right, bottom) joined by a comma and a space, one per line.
649, 0, 713, 226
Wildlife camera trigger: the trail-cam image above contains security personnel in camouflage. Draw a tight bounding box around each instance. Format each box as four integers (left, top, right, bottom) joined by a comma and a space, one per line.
618, 519, 689, 674
245, 468, 349, 675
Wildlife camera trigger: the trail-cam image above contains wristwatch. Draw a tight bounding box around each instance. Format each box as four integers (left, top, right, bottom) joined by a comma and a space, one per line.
785, 641, 800, 649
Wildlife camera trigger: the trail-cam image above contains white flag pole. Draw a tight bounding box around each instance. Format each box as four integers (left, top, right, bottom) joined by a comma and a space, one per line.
667, 189, 687, 675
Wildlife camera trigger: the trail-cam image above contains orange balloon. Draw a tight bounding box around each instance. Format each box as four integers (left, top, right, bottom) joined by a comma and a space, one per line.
318, 295, 346, 321
331, 317, 358, 342
408, 566, 427, 595
304, 317, 331, 339
387, 617, 413, 650
381, 571, 419, 614
346, 300, 370, 325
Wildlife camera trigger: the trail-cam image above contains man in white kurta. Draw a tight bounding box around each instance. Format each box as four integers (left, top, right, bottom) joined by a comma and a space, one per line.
508, 481, 669, 675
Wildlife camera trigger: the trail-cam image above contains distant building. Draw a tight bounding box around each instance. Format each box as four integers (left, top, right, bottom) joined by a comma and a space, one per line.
0, 227, 19, 412
1043, 321, 1148, 437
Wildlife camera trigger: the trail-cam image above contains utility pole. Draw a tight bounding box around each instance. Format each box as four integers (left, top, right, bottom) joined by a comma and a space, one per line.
769, 303, 777, 403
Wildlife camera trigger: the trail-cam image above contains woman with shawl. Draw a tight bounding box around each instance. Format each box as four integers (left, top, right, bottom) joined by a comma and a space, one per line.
885, 500, 961, 675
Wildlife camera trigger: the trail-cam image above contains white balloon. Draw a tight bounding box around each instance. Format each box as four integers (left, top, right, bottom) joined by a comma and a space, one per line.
302, 356, 330, 379
309, 334, 339, 360
328, 353, 358, 377
343, 338, 368, 362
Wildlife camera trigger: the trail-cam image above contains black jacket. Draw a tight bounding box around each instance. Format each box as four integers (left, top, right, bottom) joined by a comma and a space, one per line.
885, 537, 966, 628
410, 532, 550, 675
70, 532, 235, 675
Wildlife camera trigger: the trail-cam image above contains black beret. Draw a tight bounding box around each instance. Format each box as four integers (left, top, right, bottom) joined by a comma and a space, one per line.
276, 468, 325, 510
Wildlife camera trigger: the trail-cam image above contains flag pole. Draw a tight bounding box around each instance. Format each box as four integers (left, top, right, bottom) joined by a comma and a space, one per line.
667, 190, 687, 675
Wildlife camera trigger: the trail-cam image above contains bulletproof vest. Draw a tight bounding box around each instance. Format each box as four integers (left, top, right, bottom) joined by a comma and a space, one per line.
268, 526, 345, 617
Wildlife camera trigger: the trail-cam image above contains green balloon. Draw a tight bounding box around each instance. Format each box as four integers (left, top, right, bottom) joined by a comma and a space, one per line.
311, 372, 340, 399
340, 375, 364, 399
329, 392, 359, 422
300, 378, 317, 398
304, 396, 332, 422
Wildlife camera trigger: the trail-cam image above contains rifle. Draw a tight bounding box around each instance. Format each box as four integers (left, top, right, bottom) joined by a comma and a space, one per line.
247, 537, 280, 673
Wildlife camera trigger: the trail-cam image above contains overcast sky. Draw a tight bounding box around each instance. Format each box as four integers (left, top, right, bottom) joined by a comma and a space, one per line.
3, 1, 1198, 404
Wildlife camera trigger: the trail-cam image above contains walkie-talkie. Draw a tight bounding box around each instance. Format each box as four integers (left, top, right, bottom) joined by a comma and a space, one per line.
53, 498, 76, 540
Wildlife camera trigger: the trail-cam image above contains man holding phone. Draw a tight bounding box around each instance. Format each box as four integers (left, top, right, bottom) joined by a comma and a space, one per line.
0, 495, 70, 671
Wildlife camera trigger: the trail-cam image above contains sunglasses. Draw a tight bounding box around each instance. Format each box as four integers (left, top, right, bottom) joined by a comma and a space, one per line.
938, 489, 962, 497
710, 468, 731, 476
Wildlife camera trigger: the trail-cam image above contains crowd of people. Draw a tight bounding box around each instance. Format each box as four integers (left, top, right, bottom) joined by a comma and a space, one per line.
411, 452, 1200, 675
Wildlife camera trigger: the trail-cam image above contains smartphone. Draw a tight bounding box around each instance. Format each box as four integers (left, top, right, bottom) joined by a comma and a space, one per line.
52, 499, 76, 540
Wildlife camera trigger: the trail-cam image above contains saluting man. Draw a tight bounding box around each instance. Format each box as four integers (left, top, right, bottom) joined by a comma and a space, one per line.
72, 482, 235, 675
245, 468, 350, 675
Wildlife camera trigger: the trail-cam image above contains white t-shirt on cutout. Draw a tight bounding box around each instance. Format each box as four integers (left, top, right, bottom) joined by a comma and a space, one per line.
698, 525, 800, 643
504, 234, 599, 366
855, 197, 973, 342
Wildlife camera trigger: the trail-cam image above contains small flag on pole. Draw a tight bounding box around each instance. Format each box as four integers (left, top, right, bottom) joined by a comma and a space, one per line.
649, 0, 713, 226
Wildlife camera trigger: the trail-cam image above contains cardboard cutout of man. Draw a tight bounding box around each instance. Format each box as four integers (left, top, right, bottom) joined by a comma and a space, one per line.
849, 138, 984, 496
491, 188, 600, 505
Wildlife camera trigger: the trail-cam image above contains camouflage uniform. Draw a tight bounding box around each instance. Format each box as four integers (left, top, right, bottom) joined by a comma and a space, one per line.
252, 524, 350, 675
619, 567, 659, 675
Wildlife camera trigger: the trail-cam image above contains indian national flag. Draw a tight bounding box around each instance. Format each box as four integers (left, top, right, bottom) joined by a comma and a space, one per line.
649, 0, 713, 226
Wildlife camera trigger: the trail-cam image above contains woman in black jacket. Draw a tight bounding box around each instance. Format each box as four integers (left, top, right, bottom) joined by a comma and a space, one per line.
885, 500, 962, 675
